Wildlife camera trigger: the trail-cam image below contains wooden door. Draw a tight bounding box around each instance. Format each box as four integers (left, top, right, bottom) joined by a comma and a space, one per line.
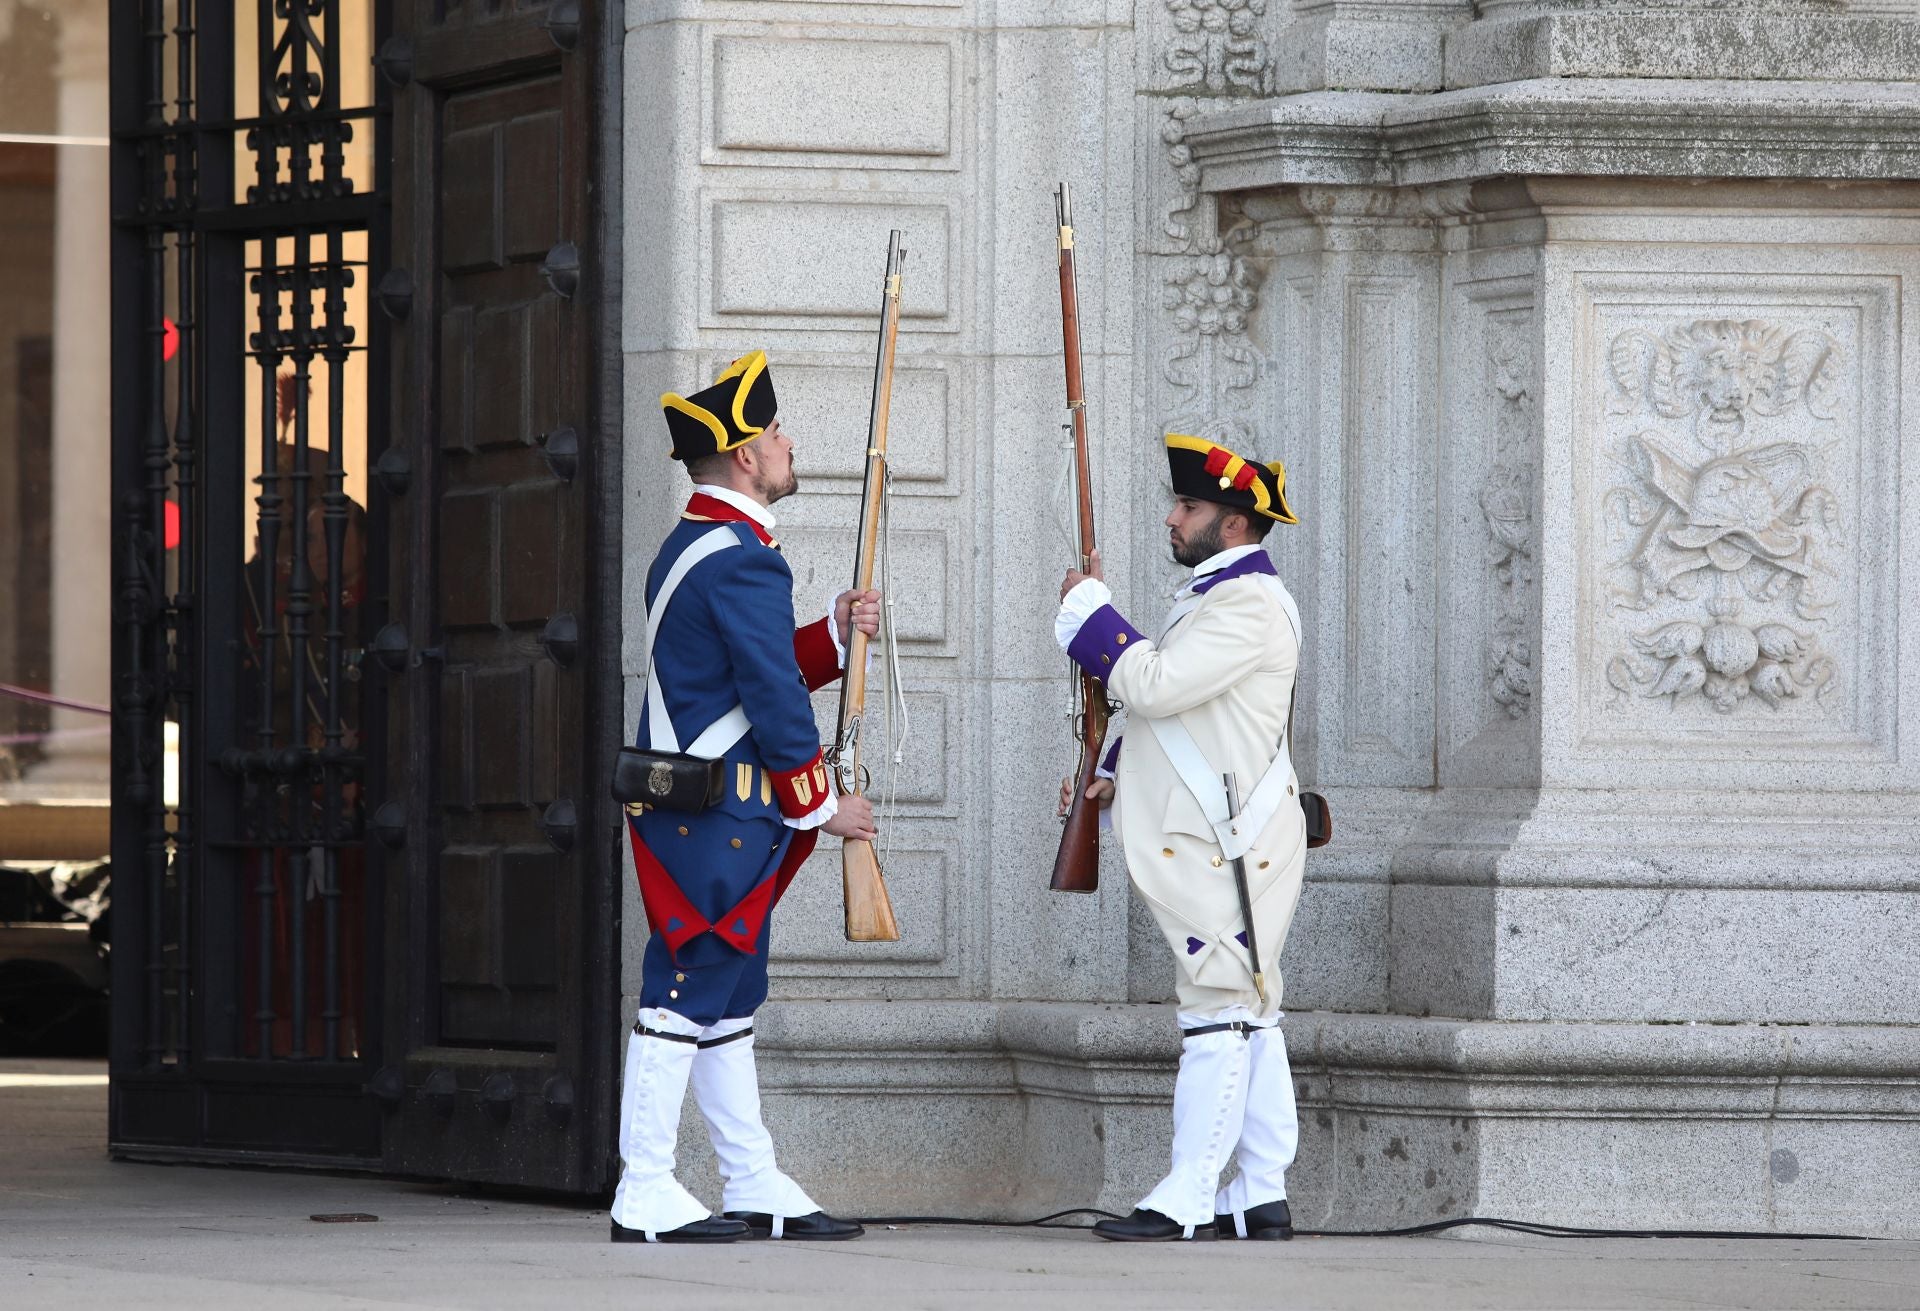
376, 0, 621, 1192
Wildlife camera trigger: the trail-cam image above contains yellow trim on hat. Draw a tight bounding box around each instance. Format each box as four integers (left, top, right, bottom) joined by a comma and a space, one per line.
1165, 432, 1271, 516
1265, 460, 1299, 525
1163, 433, 1298, 525
661, 392, 730, 458
715, 349, 770, 441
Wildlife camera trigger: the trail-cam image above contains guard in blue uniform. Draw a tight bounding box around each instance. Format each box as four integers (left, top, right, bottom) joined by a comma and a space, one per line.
612, 350, 878, 1245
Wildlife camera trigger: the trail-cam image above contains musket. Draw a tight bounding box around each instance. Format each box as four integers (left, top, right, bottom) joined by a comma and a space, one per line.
1223, 773, 1268, 1006
831, 230, 905, 943
1050, 183, 1110, 895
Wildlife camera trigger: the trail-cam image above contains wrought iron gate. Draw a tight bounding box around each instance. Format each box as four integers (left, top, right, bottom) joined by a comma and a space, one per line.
109, 0, 621, 1192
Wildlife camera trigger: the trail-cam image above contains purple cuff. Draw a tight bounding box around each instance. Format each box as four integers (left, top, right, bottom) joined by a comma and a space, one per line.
1098, 736, 1122, 777
1066, 604, 1144, 682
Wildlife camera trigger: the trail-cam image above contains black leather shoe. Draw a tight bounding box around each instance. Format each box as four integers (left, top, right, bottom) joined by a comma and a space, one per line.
724, 1210, 865, 1240
1215, 1199, 1293, 1240
1092, 1208, 1210, 1242
610, 1216, 749, 1244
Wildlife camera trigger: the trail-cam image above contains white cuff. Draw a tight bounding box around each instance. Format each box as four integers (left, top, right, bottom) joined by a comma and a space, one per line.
784, 789, 838, 831
824, 592, 875, 674
1053, 577, 1113, 650
823, 592, 847, 670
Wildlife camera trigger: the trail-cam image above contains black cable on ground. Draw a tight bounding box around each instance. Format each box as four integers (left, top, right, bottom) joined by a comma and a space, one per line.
857, 1208, 1124, 1230
853, 1211, 1877, 1242
1294, 1217, 1875, 1241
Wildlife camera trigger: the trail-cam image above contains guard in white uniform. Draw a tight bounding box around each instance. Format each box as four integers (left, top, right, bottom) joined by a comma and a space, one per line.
1055, 432, 1307, 1243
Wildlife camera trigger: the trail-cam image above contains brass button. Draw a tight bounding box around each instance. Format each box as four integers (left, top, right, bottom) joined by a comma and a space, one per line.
1287, 784, 1294, 795
1162, 847, 1174, 858
675, 973, 685, 983
677, 825, 689, 836
1116, 634, 1127, 645
1259, 860, 1270, 870
1211, 856, 1223, 868
669, 990, 679, 1000
730, 837, 742, 849
1101, 654, 1110, 664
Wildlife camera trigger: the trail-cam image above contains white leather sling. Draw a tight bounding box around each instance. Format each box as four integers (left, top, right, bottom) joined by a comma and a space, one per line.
643, 526, 754, 760
1141, 574, 1303, 863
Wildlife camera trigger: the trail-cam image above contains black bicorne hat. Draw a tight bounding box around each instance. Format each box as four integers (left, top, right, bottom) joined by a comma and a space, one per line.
661, 350, 778, 461
1164, 433, 1299, 524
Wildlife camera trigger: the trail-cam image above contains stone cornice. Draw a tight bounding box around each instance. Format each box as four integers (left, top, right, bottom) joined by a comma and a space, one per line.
1447, 13, 1920, 89
1189, 78, 1920, 192
750, 1000, 1920, 1091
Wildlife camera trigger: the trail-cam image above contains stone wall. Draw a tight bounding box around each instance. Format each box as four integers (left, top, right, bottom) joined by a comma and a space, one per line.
622, 0, 1140, 1010
619, 0, 1163, 1217
623, 0, 1920, 1234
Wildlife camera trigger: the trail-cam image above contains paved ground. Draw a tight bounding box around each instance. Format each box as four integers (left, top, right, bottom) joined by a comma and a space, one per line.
5, 1060, 1919, 1310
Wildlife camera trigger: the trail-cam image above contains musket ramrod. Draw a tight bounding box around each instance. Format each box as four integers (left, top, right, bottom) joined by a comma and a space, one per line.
831, 231, 905, 942
1051, 183, 1110, 895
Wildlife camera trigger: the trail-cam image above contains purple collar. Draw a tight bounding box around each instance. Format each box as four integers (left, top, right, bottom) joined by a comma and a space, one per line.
1191, 550, 1277, 594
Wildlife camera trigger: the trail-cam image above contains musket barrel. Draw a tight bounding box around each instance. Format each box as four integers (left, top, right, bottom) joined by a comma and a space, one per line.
1050, 182, 1109, 895
838, 230, 906, 942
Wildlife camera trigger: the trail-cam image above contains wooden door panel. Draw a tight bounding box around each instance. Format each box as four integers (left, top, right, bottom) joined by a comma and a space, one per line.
381, 0, 615, 1193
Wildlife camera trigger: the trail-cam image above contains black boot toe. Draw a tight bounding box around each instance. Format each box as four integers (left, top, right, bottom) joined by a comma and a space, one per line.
1092, 1208, 1207, 1242
1214, 1199, 1293, 1241
611, 1215, 749, 1244
724, 1210, 865, 1240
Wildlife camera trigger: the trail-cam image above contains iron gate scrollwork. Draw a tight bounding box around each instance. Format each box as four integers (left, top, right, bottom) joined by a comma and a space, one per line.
111, 0, 390, 1160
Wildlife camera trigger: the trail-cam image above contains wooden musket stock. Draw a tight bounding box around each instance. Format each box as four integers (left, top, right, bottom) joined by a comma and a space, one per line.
1051, 183, 1110, 895
833, 231, 905, 942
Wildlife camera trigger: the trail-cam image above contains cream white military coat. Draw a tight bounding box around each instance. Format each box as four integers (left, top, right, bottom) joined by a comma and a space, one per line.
1075, 558, 1306, 1018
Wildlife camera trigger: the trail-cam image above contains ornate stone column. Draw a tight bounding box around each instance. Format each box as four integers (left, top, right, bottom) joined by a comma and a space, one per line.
1173, 0, 1920, 1233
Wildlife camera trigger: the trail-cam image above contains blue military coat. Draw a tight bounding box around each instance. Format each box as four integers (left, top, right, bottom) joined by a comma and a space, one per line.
627, 493, 841, 980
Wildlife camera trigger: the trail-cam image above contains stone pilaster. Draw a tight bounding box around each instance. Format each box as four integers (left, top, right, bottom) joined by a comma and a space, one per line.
1171, 2, 1920, 1230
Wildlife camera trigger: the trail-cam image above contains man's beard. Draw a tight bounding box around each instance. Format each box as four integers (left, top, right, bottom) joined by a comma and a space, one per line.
1171, 514, 1226, 568
756, 465, 800, 504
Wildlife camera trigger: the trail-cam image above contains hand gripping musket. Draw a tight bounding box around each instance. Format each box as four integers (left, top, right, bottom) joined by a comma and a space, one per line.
829, 230, 906, 942
1050, 183, 1111, 895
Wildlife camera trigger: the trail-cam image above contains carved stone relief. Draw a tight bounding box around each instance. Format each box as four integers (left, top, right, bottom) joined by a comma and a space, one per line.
1149, 0, 1277, 440
1149, 212, 1271, 599
1141, 0, 1282, 604
1481, 321, 1535, 720
1162, 240, 1265, 437
1162, 0, 1274, 96
1600, 318, 1847, 716
1160, 98, 1204, 248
